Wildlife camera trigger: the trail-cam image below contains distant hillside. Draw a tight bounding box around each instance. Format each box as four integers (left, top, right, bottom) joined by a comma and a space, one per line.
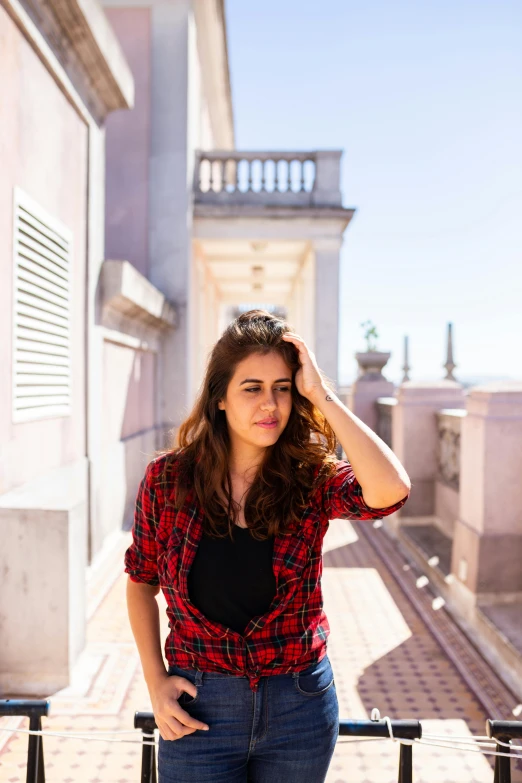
339, 374, 518, 391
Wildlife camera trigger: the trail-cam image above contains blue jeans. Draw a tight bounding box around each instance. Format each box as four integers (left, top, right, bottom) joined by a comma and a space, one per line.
158, 654, 339, 782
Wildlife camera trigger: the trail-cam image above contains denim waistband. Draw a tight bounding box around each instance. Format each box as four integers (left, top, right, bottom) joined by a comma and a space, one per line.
167, 654, 329, 683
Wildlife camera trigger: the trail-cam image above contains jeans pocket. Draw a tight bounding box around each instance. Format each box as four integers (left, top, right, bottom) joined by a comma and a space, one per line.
168, 666, 200, 705
294, 656, 335, 697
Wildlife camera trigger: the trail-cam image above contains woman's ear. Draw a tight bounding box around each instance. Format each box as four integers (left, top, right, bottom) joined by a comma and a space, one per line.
217, 399, 225, 411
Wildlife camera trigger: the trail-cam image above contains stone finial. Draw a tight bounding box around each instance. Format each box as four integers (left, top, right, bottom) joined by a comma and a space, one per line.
401, 335, 411, 382
443, 322, 457, 381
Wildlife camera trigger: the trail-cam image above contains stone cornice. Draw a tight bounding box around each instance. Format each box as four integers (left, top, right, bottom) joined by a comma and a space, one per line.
193, 203, 355, 230
99, 260, 177, 332
3, 0, 134, 122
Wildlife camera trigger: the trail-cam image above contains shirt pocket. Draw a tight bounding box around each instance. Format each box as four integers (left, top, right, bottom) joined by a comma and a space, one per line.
157, 526, 185, 592
274, 532, 313, 609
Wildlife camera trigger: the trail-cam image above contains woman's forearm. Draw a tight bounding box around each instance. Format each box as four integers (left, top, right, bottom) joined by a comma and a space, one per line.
311, 385, 411, 509
126, 578, 168, 687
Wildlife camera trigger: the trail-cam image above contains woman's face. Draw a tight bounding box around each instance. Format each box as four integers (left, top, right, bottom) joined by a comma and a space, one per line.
217, 351, 293, 453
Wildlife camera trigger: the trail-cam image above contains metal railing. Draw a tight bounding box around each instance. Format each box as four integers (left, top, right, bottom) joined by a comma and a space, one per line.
2, 700, 521, 782
0, 699, 49, 782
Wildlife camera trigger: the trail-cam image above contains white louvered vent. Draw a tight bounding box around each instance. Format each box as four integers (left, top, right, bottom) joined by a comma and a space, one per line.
13, 188, 73, 422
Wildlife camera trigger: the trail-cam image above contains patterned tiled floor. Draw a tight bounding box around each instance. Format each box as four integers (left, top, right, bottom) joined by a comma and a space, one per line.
1, 518, 521, 782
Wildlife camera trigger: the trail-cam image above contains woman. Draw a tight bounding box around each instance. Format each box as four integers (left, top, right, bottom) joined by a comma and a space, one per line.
125, 309, 410, 782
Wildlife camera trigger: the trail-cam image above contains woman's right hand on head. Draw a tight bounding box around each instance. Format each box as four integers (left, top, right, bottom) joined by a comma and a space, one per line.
148, 673, 210, 741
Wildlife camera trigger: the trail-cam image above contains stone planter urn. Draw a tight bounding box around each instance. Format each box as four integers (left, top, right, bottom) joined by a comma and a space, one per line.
355, 351, 391, 380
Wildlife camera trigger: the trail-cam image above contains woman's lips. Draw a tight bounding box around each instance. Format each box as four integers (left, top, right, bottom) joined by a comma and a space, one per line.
256, 420, 278, 429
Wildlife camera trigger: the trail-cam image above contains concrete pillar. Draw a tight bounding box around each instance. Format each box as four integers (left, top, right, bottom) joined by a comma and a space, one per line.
148, 0, 192, 434
0, 460, 88, 695
312, 151, 343, 206
313, 238, 341, 390
347, 369, 395, 434
287, 259, 305, 338
452, 384, 522, 596
393, 381, 466, 517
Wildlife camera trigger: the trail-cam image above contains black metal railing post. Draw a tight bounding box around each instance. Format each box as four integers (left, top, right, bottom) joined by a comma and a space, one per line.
0, 699, 50, 783
339, 718, 421, 783
134, 712, 158, 783
398, 743, 413, 783
487, 720, 522, 783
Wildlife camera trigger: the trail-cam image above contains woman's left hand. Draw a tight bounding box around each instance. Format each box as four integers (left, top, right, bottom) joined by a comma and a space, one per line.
281, 332, 330, 402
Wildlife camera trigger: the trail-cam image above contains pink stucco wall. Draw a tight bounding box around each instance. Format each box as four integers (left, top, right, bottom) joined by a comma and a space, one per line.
0, 7, 88, 494
104, 8, 151, 277
101, 343, 155, 445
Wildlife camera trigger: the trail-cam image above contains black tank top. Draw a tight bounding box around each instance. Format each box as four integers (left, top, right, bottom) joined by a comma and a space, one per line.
187, 525, 277, 635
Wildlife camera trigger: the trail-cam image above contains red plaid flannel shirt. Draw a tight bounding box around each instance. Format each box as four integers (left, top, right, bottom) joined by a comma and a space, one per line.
124, 454, 409, 692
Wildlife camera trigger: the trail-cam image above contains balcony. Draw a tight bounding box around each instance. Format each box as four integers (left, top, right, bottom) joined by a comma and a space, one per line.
193, 150, 344, 210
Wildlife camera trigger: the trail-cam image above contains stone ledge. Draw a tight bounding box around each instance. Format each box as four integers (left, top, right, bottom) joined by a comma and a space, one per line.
193, 203, 355, 225
391, 517, 522, 702
0, 457, 87, 511
99, 259, 176, 331
401, 523, 453, 577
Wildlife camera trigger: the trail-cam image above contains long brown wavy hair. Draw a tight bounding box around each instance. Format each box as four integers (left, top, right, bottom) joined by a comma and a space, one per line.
159, 309, 340, 540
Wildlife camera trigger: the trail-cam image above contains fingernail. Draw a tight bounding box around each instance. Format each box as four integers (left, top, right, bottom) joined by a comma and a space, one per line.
203, 725, 209, 730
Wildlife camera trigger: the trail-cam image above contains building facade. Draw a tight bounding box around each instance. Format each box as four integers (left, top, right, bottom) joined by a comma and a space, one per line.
0, 0, 354, 694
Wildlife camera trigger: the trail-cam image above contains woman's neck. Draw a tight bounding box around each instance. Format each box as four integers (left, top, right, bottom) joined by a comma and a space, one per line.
228, 445, 266, 480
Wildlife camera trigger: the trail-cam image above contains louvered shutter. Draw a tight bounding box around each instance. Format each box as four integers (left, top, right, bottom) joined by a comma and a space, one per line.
12, 188, 73, 422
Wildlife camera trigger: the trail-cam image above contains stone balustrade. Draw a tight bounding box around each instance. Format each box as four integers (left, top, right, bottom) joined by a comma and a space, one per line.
361, 380, 522, 697
193, 150, 343, 207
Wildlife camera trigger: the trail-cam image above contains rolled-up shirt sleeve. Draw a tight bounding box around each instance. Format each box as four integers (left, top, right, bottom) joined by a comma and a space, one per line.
320, 460, 410, 521
124, 460, 160, 585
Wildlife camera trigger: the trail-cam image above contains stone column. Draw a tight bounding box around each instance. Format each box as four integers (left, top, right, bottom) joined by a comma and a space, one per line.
393, 381, 466, 517
148, 0, 192, 434
451, 384, 522, 597
313, 237, 342, 390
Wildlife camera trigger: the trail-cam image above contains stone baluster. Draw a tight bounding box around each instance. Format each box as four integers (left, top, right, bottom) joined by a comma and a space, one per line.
208, 158, 214, 192
198, 156, 205, 192
300, 159, 306, 192
284, 158, 290, 193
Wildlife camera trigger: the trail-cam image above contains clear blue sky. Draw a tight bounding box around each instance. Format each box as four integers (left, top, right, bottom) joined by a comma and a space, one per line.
225, 0, 522, 385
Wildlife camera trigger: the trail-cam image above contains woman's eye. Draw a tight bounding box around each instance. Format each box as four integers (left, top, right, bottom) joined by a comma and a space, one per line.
245, 387, 290, 393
